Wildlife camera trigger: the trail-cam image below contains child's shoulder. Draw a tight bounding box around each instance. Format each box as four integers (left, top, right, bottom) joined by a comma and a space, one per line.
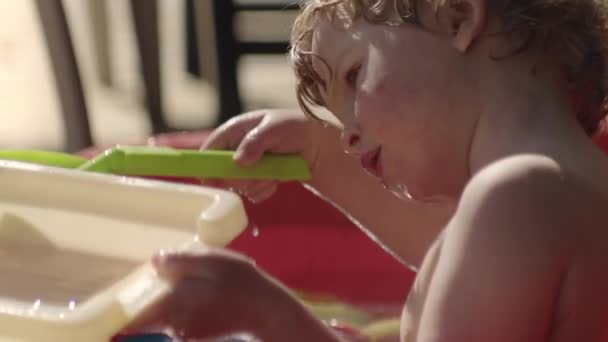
468, 154, 564, 195
454, 154, 605, 241
426, 155, 608, 341
463, 154, 568, 213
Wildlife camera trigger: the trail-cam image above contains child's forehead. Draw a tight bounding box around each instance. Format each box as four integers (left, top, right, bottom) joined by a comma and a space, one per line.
310, 23, 335, 92
311, 19, 358, 75
311, 18, 342, 52
311, 16, 360, 56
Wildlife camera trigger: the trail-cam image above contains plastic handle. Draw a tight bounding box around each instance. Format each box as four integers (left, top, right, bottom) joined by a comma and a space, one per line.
80, 147, 311, 181
0, 150, 86, 168
0, 147, 312, 181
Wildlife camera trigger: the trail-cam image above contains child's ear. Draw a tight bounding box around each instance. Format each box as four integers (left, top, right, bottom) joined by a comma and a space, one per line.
445, 0, 486, 52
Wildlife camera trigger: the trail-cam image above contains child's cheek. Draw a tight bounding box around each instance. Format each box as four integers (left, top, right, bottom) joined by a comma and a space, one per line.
356, 75, 414, 127
355, 83, 385, 127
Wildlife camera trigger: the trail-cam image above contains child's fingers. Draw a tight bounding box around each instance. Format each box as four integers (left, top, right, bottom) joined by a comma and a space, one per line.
228, 180, 278, 202
243, 181, 279, 203
199, 179, 252, 192
199, 179, 278, 204
152, 249, 254, 283
117, 298, 170, 337
201, 113, 264, 151
202, 112, 283, 168
239, 180, 275, 195
120, 250, 259, 340
233, 116, 285, 167
227, 180, 259, 195
234, 127, 268, 166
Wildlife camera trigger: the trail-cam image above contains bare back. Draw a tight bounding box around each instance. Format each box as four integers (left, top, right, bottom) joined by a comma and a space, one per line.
401, 153, 608, 341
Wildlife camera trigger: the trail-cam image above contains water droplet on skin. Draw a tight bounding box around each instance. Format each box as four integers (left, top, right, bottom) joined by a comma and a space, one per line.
386, 183, 413, 201
251, 226, 260, 238
384, 182, 450, 205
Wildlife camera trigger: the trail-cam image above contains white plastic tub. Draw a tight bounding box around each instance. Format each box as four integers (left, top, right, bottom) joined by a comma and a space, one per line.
0, 161, 247, 341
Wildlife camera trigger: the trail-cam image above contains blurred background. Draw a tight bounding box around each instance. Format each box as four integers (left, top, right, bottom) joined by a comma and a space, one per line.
0, 0, 301, 151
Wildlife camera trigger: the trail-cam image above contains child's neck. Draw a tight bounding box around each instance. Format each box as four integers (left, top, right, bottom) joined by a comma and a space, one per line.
467, 57, 592, 176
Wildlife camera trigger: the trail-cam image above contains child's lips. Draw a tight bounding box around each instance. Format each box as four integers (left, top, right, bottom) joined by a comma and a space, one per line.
360, 147, 383, 179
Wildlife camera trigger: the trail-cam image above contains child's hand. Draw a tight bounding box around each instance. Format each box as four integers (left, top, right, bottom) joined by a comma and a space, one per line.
201, 109, 325, 203
121, 248, 340, 341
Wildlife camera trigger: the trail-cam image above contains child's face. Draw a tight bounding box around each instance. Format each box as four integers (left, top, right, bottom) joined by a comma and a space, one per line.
312, 16, 479, 201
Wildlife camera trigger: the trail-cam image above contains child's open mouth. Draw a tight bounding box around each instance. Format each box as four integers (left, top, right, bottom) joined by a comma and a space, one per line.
360, 147, 383, 179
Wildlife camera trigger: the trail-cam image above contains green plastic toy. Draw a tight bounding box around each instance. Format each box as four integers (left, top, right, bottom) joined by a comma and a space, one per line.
0, 147, 310, 181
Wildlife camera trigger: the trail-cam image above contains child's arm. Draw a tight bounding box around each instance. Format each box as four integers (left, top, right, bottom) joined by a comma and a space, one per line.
203, 109, 454, 267
415, 156, 569, 341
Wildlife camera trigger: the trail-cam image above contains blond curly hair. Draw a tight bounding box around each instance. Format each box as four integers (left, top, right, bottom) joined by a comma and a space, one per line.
289, 0, 608, 135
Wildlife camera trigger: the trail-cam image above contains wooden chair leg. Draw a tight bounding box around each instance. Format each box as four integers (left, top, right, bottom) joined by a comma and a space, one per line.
87, 0, 112, 86
194, 0, 242, 125
35, 0, 94, 152
193, 0, 218, 86
130, 0, 169, 134
211, 0, 242, 124
185, 0, 201, 78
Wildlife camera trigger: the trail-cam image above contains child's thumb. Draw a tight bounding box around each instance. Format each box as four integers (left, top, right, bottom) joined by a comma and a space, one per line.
234, 128, 273, 166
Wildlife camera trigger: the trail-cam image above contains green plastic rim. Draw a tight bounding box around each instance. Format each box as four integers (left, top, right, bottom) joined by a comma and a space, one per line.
80, 147, 311, 181
0, 150, 86, 169
0, 147, 311, 181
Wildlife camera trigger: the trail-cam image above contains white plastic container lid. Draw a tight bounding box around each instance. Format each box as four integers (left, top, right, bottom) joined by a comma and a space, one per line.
0, 161, 248, 341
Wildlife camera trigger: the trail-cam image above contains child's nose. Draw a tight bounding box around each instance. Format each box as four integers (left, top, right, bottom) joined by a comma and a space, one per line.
340, 128, 364, 156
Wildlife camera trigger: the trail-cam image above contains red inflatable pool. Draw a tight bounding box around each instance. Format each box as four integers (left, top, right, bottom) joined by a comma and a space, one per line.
80, 131, 415, 306
92, 124, 608, 340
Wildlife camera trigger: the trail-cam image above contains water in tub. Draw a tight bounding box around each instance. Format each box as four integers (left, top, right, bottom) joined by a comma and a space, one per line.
0, 213, 140, 310
0, 212, 401, 341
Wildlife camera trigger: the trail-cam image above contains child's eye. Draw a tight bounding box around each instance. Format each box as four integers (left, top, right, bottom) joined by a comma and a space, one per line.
345, 65, 361, 87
